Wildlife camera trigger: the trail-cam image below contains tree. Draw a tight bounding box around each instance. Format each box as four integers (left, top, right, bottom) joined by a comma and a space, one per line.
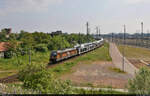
19, 63, 74, 94
48, 35, 71, 50
128, 67, 150, 94
32, 32, 51, 44
34, 44, 48, 52
0, 29, 8, 41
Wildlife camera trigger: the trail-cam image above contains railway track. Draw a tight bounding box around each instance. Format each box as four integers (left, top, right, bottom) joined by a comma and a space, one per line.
0, 45, 104, 83
0, 61, 69, 83
0, 74, 18, 83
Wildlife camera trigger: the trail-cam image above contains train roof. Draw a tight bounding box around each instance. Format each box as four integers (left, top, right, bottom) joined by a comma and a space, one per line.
57, 48, 77, 53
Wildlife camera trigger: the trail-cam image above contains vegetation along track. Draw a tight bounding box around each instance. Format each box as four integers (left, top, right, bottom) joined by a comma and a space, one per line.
0, 44, 104, 83
0, 74, 18, 83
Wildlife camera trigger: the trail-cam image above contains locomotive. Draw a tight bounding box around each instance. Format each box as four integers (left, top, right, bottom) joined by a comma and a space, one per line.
49, 38, 104, 64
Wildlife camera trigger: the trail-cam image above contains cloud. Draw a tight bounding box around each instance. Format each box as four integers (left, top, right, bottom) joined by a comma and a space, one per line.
124, 0, 150, 4
0, 0, 63, 16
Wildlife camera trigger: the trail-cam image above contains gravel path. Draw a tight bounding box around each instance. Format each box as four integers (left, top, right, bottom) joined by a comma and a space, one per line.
109, 43, 139, 76
61, 61, 133, 89
60, 43, 136, 89
74, 86, 128, 93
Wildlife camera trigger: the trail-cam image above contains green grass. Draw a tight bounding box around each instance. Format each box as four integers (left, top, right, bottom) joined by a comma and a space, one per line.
74, 88, 126, 94
118, 45, 150, 60
50, 62, 75, 76
74, 43, 112, 62
0, 71, 17, 78
0, 51, 50, 78
109, 67, 126, 74
49, 42, 112, 76
4, 83, 126, 94
0, 42, 111, 78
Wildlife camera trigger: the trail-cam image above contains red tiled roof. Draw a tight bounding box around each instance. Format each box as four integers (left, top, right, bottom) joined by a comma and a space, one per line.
0, 42, 9, 52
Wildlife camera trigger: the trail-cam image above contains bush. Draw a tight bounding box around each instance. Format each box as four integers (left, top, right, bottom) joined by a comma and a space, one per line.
4, 51, 13, 58
34, 44, 48, 52
47, 36, 71, 50
19, 63, 74, 94
128, 67, 150, 94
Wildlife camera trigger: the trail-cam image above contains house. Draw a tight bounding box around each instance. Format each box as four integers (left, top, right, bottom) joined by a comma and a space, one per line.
0, 42, 9, 58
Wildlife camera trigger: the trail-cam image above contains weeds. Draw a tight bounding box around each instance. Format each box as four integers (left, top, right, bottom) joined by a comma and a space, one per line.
109, 67, 126, 73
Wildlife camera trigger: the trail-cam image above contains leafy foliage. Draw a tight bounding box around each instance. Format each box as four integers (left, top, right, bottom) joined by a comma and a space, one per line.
0, 29, 95, 59
128, 67, 150, 94
18, 63, 74, 94
47, 35, 70, 50
34, 44, 48, 52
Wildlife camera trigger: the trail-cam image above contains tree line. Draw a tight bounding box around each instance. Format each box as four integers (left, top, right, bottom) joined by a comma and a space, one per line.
0, 29, 95, 58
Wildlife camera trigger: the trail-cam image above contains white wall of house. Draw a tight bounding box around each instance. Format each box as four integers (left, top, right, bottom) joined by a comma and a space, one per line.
0, 52, 4, 58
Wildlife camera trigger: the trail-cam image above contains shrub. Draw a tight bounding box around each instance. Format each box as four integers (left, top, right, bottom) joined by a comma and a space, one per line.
128, 67, 150, 94
47, 36, 71, 50
4, 51, 13, 58
34, 44, 48, 52
19, 63, 74, 94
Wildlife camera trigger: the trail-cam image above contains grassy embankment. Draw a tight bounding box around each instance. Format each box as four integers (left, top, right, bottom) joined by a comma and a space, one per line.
49, 42, 112, 76
2, 83, 125, 94
118, 45, 150, 60
0, 42, 111, 78
0, 52, 49, 78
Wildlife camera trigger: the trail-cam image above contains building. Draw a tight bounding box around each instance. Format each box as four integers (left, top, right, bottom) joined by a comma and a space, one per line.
0, 42, 9, 58
51, 30, 62, 37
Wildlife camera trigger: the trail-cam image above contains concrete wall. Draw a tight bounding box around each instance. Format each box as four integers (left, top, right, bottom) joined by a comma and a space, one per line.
109, 43, 139, 76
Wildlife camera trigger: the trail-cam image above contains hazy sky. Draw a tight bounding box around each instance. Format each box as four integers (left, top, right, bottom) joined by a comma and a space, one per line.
0, 0, 150, 34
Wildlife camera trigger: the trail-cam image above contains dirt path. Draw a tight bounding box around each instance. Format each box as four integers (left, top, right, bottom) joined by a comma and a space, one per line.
109, 43, 139, 76
60, 43, 136, 89
61, 61, 133, 89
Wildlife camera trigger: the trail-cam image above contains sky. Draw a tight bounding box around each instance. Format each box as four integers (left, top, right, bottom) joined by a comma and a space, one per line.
0, 0, 150, 34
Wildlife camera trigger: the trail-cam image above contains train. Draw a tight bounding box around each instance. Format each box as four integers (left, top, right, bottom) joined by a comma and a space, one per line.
49, 38, 104, 64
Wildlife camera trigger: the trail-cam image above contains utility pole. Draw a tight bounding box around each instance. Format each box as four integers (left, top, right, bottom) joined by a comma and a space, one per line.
86, 22, 89, 42
79, 32, 81, 45
112, 33, 114, 42
99, 27, 101, 39
141, 22, 144, 47
147, 30, 149, 48
135, 30, 138, 47
96, 26, 99, 39
28, 47, 31, 65
122, 25, 126, 71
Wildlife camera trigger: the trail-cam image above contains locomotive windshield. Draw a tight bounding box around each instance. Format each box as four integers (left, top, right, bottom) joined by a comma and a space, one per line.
51, 51, 57, 57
